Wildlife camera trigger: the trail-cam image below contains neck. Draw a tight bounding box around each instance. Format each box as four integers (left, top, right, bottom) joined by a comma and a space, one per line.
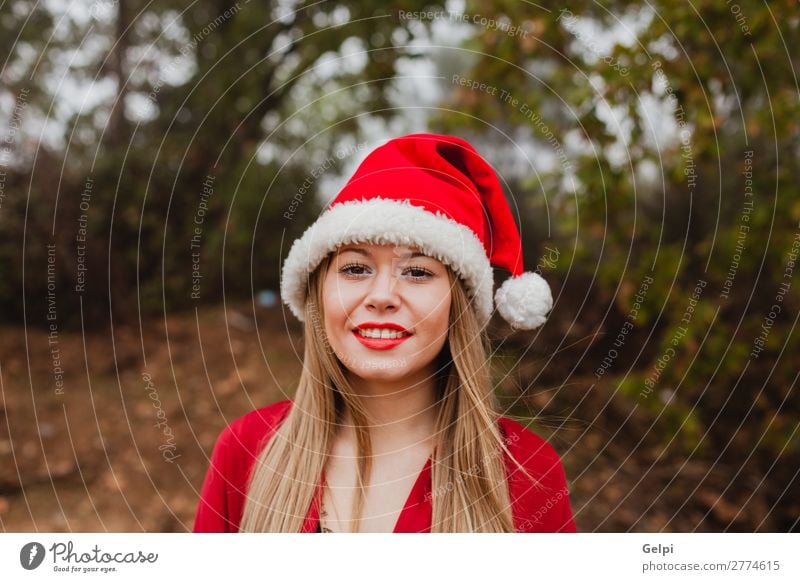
340, 370, 439, 454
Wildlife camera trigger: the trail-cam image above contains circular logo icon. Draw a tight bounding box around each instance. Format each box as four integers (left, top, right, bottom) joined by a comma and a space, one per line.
20, 542, 46, 570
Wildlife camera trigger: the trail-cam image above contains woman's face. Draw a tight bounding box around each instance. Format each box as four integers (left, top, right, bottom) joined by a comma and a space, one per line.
321, 243, 452, 385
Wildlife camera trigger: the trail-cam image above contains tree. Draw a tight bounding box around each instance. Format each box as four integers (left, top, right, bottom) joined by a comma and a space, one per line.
1, 0, 445, 328
436, 0, 799, 530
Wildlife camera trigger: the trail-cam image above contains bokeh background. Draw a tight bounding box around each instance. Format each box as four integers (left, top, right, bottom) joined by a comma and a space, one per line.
1, 0, 798, 532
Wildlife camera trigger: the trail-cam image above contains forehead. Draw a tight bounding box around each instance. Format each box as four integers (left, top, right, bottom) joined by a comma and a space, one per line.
334, 244, 429, 259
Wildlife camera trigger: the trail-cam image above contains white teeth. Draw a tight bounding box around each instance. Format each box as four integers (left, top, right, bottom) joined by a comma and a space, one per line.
357, 328, 409, 339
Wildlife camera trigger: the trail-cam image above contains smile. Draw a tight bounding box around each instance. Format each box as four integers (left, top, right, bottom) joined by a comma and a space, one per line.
352, 329, 412, 350
356, 328, 410, 339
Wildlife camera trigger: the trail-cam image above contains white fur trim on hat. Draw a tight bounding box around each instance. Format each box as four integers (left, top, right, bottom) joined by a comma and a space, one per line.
280, 197, 494, 326
494, 272, 553, 330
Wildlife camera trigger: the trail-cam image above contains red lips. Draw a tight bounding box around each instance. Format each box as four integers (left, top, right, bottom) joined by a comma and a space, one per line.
352, 321, 412, 350
353, 321, 410, 333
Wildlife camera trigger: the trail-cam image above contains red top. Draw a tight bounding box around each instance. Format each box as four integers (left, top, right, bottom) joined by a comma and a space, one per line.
193, 400, 577, 533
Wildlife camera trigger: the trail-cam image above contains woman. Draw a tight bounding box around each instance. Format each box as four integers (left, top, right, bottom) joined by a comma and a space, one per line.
193, 133, 576, 533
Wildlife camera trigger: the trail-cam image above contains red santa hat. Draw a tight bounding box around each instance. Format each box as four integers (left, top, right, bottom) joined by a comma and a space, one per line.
280, 133, 553, 330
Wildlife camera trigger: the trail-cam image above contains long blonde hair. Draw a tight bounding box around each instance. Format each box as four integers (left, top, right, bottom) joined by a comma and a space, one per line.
240, 254, 523, 532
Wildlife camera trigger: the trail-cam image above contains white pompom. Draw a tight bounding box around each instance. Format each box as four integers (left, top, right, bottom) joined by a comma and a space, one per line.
494, 272, 553, 330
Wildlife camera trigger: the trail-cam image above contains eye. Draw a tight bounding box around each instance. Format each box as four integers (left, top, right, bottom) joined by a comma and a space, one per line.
339, 262, 371, 278
404, 265, 434, 281
337, 261, 434, 281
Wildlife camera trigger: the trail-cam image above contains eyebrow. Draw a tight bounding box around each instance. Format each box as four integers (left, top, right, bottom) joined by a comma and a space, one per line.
338, 247, 427, 259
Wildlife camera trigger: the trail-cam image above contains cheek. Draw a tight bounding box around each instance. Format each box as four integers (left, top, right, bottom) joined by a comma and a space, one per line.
418, 285, 452, 338
321, 274, 356, 335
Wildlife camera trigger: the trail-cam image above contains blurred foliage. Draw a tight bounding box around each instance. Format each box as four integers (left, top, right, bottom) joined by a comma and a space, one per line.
435, 0, 798, 528
0, 0, 443, 328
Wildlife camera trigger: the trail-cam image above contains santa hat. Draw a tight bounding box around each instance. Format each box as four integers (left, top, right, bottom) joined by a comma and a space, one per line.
280, 133, 553, 330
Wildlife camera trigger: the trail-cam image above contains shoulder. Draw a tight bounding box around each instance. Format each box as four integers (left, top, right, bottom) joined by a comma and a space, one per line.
224, 399, 294, 439
497, 415, 576, 532
206, 399, 294, 503
193, 400, 293, 533
216, 399, 294, 457
497, 416, 564, 472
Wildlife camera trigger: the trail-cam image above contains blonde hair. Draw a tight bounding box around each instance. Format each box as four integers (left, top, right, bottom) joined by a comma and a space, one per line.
240, 254, 523, 532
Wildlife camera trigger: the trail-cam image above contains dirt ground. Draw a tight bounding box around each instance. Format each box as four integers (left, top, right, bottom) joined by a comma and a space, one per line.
0, 302, 793, 532
0, 303, 299, 532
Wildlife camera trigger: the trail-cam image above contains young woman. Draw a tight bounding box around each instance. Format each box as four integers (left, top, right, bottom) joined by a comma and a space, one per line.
193, 133, 576, 533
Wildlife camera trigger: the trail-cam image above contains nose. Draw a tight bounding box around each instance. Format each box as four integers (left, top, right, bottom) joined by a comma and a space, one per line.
364, 266, 400, 313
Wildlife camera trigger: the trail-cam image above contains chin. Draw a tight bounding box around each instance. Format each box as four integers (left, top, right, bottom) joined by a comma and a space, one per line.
347, 362, 413, 382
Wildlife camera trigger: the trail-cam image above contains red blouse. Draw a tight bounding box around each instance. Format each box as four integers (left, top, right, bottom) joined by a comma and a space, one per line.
193, 400, 577, 533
